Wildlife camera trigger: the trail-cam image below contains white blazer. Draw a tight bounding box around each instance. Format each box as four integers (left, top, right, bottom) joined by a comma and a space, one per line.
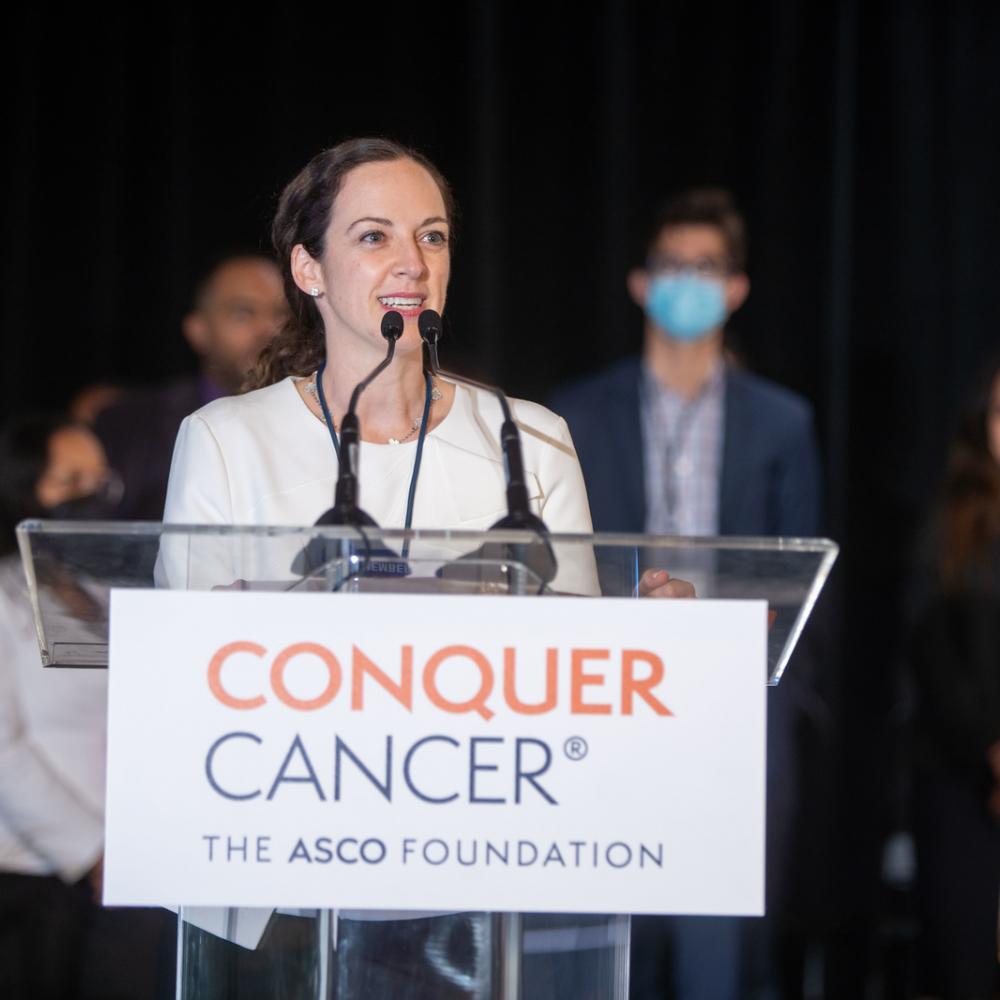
161, 377, 598, 594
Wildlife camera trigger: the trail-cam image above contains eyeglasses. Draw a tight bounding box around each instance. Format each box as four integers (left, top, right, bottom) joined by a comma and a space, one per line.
646, 256, 734, 279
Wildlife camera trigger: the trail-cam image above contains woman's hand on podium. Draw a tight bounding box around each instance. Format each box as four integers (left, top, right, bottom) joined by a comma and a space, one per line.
637, 568, 696, 599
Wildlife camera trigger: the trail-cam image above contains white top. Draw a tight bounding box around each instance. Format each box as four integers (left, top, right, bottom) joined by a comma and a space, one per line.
0, 556, 106, 880
161, 377, 598, 593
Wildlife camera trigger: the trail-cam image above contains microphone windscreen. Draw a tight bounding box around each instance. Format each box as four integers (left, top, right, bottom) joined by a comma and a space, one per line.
381, 310, 404, 341
417, 309, 443, 344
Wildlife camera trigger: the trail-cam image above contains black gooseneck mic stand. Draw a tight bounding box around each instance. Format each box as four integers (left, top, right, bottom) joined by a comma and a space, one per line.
418, 309, 548, 533
292, 311, 405, 579
316, 310, 404, 527
418, 308, 556, 587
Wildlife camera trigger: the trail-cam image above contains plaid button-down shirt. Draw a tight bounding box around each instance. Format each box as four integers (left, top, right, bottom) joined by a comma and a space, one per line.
640, 361, 725, 537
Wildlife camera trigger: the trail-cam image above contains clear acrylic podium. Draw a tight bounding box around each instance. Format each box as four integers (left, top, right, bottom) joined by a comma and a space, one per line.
17, 520, 837, 999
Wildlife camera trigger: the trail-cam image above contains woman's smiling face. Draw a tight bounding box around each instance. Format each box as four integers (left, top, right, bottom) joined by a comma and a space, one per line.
296, 157, 451, 355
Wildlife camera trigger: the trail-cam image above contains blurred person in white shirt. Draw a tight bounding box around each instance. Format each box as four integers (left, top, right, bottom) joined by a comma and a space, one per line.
0, 413, 115, 999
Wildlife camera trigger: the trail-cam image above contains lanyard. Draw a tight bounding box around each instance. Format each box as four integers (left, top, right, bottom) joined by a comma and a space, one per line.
314, 359, 432, 550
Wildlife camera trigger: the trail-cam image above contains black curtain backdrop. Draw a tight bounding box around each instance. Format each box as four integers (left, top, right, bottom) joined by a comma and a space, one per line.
4, 1, 999, 992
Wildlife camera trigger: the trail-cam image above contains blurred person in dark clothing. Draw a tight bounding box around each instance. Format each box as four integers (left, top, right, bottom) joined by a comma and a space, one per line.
551, 188, 820, 540
95, 253, 287, 520
551, 188, 823, 999
0, 414, 174, 1000
908, 359, 1000, 999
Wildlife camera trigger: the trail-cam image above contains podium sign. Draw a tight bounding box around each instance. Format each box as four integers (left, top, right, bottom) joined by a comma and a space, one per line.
105, 590, 766, 916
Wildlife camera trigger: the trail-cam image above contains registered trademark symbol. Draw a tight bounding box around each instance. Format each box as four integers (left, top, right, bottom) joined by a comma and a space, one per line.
563, 737, 588, 761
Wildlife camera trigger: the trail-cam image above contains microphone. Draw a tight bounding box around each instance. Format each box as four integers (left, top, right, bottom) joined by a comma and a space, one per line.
316, 310, 404, 527
418, 309, 556, 587
418, 309, 546, 532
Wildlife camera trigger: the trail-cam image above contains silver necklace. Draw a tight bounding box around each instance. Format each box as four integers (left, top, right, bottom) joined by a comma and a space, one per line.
303, 375, 442, 445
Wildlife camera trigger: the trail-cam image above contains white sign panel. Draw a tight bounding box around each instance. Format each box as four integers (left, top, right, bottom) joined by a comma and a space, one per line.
105, 591, 766, 915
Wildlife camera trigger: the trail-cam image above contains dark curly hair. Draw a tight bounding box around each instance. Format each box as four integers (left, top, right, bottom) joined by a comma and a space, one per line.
245, 137, 456, 390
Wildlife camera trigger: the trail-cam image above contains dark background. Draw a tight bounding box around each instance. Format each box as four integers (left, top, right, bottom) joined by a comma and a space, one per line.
3, 1, 999, 992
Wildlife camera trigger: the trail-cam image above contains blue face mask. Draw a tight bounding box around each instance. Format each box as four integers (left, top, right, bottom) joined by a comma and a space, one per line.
645, 274, 727, 340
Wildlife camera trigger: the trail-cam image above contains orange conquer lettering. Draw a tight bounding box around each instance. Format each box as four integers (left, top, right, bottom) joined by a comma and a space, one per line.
208, 641, 267, 710
351, 644, 413, 710
503, 648, 558, 715
570, 649, 612, 715
621, 650, 672, 716
423, 645, 495, 720
270, 643, 342, 711
207, 641, 674, 719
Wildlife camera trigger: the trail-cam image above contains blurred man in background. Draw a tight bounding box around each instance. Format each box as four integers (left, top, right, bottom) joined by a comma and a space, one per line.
553, 187, 819, 540
95, 254, 287, 521
551, 188, 822, 998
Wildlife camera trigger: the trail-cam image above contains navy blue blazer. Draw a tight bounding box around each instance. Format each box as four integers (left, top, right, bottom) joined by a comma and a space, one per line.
550, 357, 822, 538
552, 357, 825, 934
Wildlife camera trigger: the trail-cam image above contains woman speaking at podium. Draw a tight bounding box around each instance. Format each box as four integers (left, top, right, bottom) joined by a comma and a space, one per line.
158, 137, 605, 994
158, 137, 690, 995
163, 137, 596, 585
162, 137, 689, 600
